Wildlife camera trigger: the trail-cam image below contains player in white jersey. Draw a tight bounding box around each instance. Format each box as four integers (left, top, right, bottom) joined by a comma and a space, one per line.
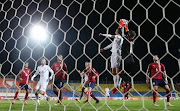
31, 58, 54, 104
105, 87, 110, 99
99, 28, 123, 92
76, 62, 89, 102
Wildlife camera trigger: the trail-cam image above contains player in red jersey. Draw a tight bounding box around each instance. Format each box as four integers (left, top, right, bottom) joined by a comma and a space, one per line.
51, 55, 68, 105
84, 62, 99, 104
121, 81, 129, 100
146, 55, 173, 106
12, 62, 32, 104
76, 62, 99, 103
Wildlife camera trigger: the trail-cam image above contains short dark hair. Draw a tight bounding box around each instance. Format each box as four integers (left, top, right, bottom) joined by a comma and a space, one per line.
117, 28, 122, 35
128, 30, 136, 38
25, 61, 29, 64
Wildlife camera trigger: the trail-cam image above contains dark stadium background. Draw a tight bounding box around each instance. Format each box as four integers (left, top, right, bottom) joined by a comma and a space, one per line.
0, 0, 179, 84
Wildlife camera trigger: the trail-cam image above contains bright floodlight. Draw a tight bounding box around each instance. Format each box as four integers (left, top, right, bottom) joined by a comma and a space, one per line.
31, 25, 47, 41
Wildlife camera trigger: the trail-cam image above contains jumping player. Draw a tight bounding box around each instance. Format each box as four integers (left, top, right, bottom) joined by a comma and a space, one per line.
12, 62, 32, 104
31, 58, 54, 105
99, 28, 123, 92
51, 55, 68, 105
117, 30, 136, 94
146, 55, 173, 106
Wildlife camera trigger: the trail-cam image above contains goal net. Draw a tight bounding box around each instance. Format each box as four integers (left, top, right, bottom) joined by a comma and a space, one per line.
0, 0, 179, 111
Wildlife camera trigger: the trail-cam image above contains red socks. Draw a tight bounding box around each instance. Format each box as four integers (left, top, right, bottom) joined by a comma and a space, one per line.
53, 90, 58, 96
24, 92, 28, 100
153, 90, 157, 103
14, 91, 19, 100
59, 90, 62, 101
14, 91, 29, 101
166, 90, 170, 102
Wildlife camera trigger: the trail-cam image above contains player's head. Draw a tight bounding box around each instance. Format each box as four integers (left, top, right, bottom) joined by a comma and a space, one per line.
88, 62, 91, 68
24, 62, 29, 68
57, 54, 63, 62
85, 61, 89, 68
41, 58, 46, 66
128, 30, 136, 39
153, 55, 159, 62
115, 28, 122, 35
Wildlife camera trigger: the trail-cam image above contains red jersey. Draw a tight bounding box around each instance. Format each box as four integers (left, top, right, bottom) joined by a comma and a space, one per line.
17, 68, 32, 84
85, 67, 99, 82
122, 82, 127, 92
148, 63, 165, 79
51, 62, 68, 80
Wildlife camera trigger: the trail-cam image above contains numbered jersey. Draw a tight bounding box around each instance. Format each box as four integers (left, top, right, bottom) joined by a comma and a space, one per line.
148, 63, 165, 79
18, 68, 31, 84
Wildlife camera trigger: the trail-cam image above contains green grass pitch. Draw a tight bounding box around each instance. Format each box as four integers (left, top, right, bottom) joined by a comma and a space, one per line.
0, 100, 179, 111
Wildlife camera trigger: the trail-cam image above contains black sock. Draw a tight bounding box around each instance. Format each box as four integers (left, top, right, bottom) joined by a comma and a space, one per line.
80, 87, 85, 100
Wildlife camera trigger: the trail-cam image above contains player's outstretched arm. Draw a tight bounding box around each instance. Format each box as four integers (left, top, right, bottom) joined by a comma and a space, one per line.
99, 33, 123, 39
78, 70, 85, 76
100, 48, 104, 52
99, 33, 114, 38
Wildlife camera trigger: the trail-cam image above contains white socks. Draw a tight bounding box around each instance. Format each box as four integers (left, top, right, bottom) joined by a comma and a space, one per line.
113, 75, 122, 88
118, 77, 122, 87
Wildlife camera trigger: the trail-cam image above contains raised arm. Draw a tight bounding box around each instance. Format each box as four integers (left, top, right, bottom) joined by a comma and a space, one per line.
99, 33, 122, 39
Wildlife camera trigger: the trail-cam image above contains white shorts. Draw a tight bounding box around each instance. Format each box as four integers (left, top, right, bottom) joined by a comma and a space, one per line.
111, 53, 121, 68
35, 82, 48, 92
82, 80, 88, 88
106, 93, 110, 97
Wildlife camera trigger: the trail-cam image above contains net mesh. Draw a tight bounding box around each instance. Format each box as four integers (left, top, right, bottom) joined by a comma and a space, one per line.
0, 0, 180, 111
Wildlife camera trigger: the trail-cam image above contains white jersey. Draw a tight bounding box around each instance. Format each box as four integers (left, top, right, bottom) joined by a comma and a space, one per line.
83, 73, 88, 82
103, 34, 123, 55
32, 65, 54, 83
105, 88, 110, 94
